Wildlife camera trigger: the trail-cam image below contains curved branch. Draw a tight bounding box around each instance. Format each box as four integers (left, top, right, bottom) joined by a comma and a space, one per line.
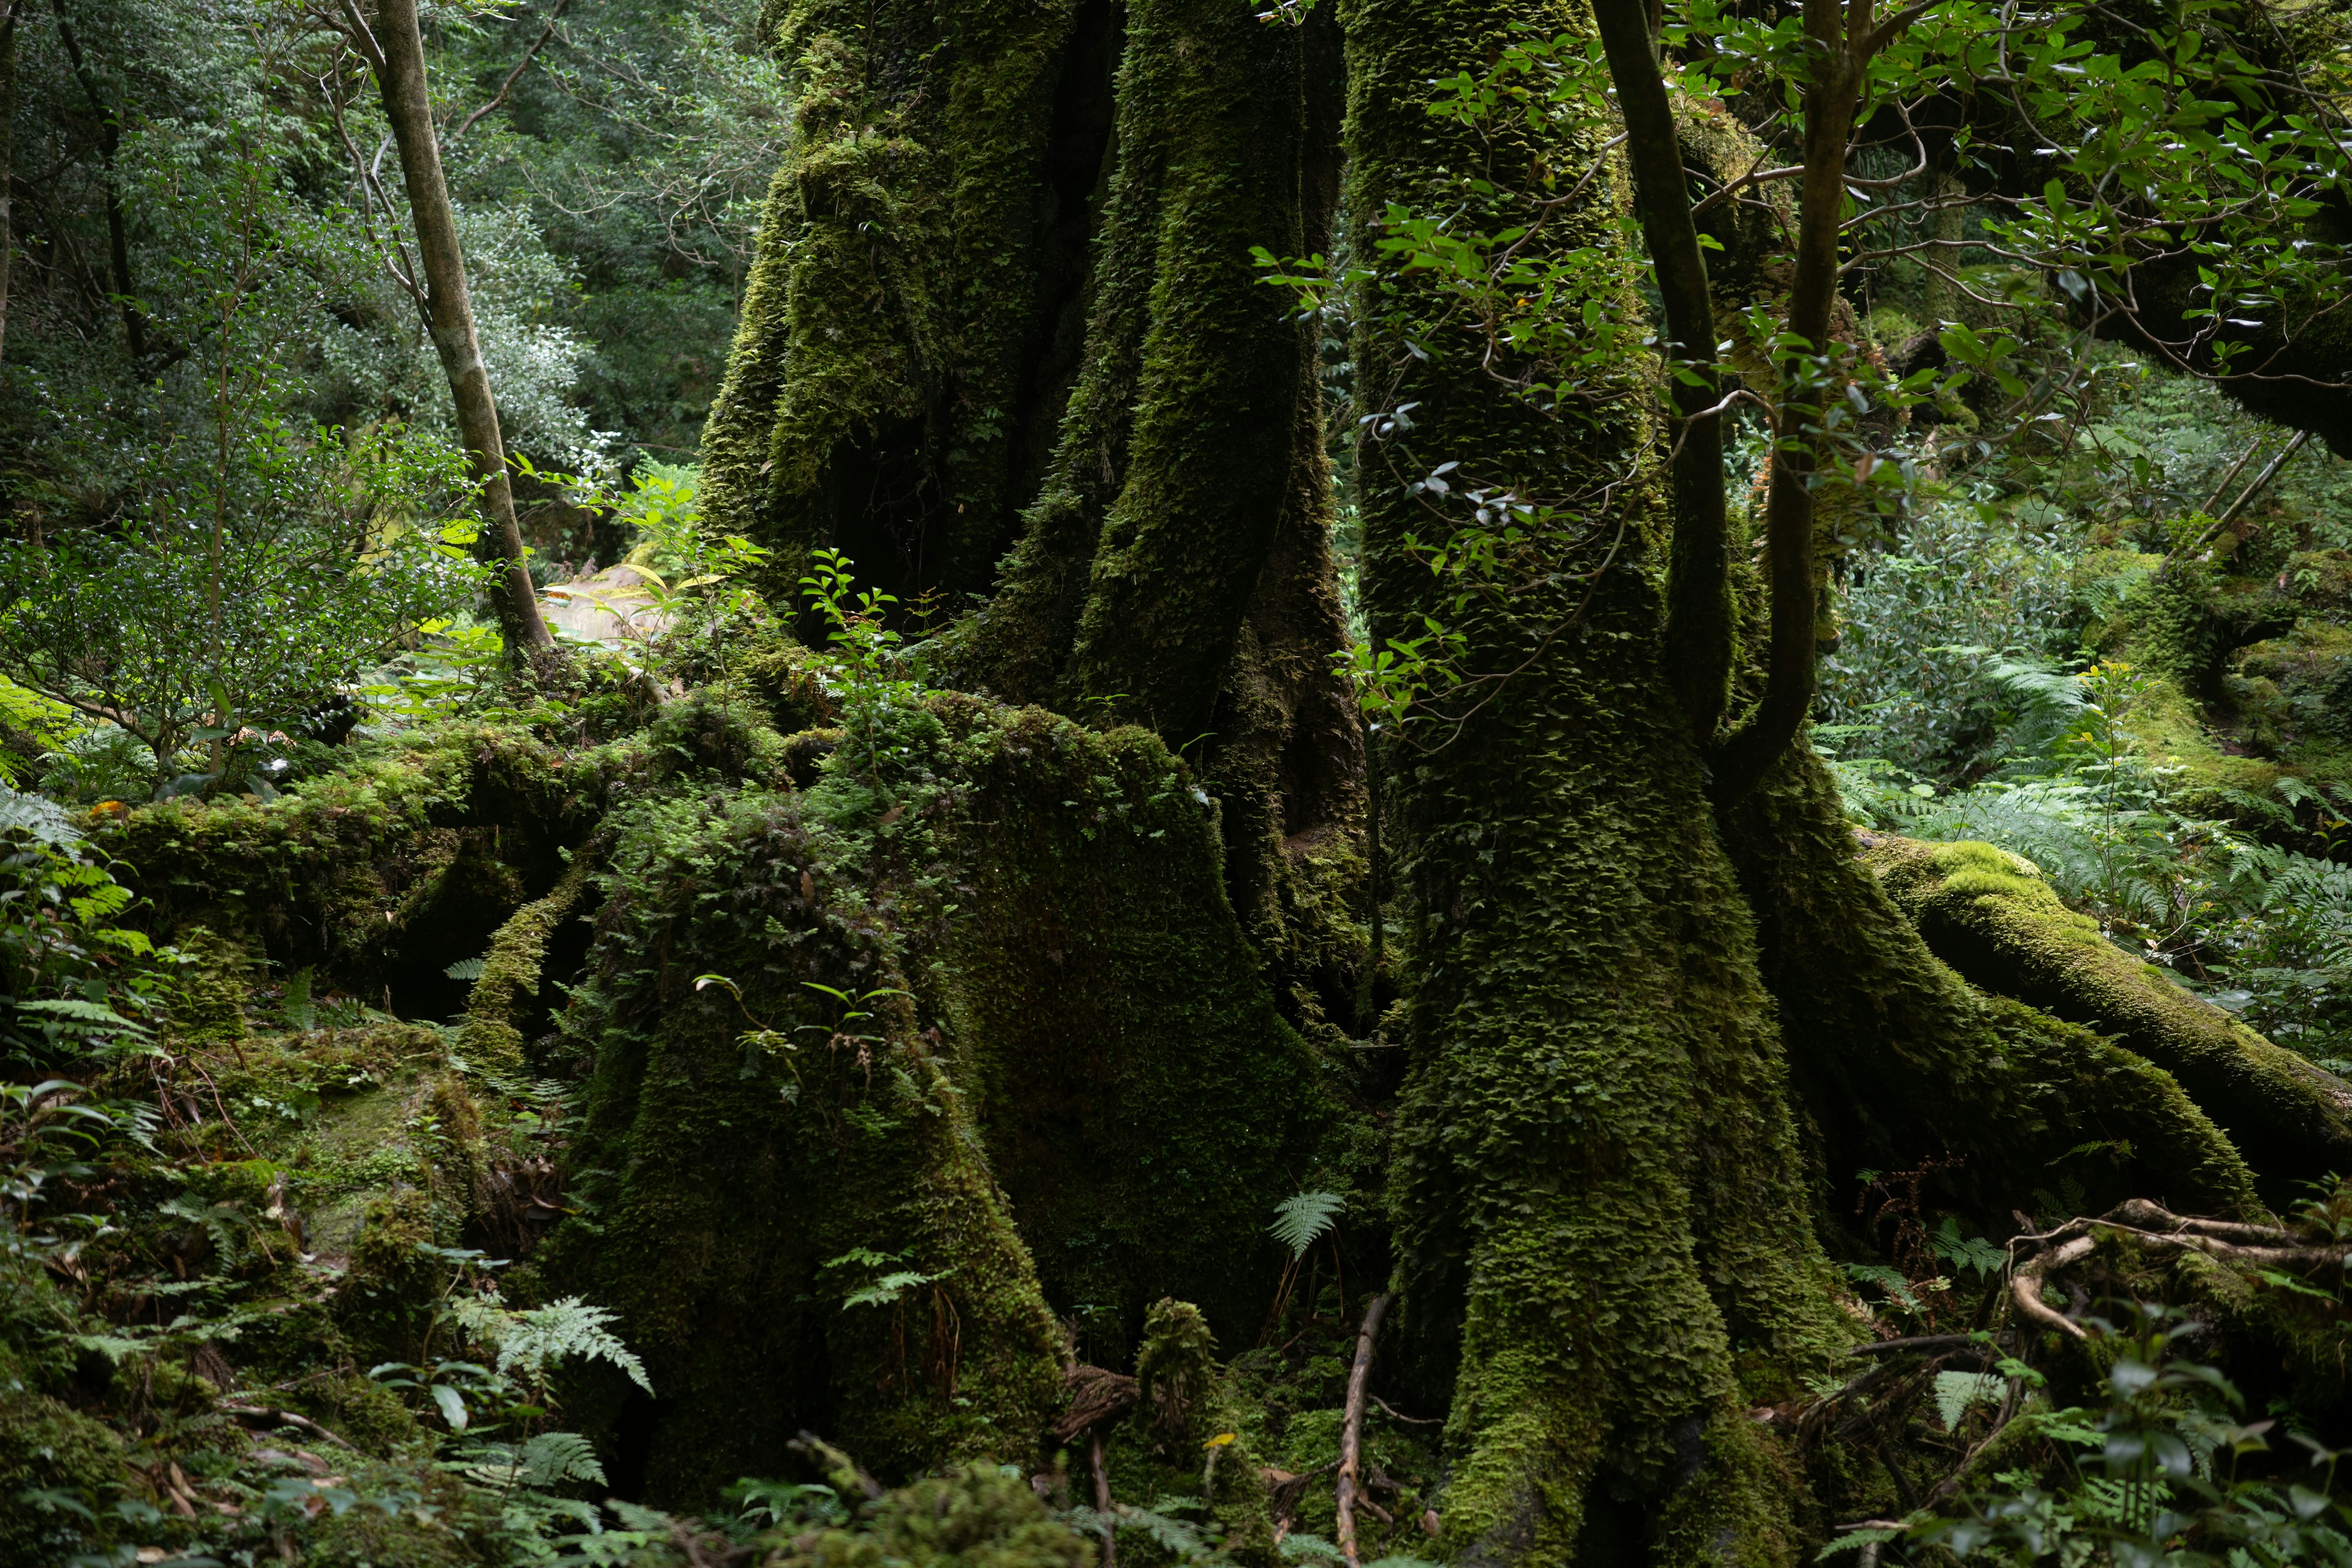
1593, 0, 1733, 744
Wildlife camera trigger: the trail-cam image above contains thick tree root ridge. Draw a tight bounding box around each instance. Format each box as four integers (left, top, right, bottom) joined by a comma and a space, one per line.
1863, 833, 2352, 1192
1722, 750, 2266, 1222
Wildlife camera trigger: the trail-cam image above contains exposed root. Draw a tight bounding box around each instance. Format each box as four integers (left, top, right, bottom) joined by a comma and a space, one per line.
1050, 1363, 1139, 1443
218, 1404, 355, 1450
2009, 1197, 2350, 1340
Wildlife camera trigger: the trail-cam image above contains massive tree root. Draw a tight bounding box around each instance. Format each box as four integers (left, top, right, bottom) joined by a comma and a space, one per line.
1721, 752, 2267, 1224
1863, 833, 2352, 1192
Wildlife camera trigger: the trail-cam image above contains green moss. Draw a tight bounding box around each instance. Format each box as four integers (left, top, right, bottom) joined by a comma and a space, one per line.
698, 0, 1085, 604
458, 857, 596, 1074
1864, 832, 2352, 1196
0, 1389, 125, 1568
764, 1464, 1098, 1568
168, 925, 259, 1048
291, 1370, 428, 1458
537, 785, 1063, 1506
946, 0, 1338, 753
933, 702, 1334, 1355
1096, 1330, 1279, 1568
1342, 2, 1851, 1557
1134, 1298, 1216, 1446
523, 688, 1348, 1501
99, 722, 586, 999
1724, 752, 2265, 1224
341, 1186, 445, 1364
300, 1463, 490, 1567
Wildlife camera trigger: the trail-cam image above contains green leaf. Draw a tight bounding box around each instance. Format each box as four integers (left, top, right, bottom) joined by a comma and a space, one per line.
431, 1383, 470, 1431
1269, 1190, 1345, 1259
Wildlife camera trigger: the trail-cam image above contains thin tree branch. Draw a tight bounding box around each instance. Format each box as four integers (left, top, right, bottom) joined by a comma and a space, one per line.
450, 0, 572, 142
1594, 0, 1733, 744
1335, 1293, 1390, 1566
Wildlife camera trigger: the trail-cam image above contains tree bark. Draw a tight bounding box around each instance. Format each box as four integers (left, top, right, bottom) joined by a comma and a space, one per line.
0, 2, 15, 367
350, 0, 552, 654
51, 0, 143, 362
695, 0, 1094, 612
955, 0, 1341, 756
1718, 750, 2265, 1223
1702, 0, 1877, 807
1347, 2, 1846, 1559
1593, 0, 1733, 746
1864, 832, 2352, 1194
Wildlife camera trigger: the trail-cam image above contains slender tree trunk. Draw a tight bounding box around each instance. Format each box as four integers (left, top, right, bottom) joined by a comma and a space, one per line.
352, 0, 551, 653
1594, 0, 1733, 745
0, 2, 15, 368
51, 0, 143, 362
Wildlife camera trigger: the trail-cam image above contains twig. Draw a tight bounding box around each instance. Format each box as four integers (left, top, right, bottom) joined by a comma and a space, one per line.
2210, 428, 2310, 535
1090, 1430, 1115, 1568
1847, 1333, 1985, 1358
450, 0, 573, 141
1335, 1292, 1391, 1566
2196, 433, 2270, 516
1370, 1394, 1441, 1426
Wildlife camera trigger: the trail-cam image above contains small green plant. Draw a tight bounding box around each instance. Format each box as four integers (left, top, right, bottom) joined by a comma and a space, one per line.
801, 547, 921, 797
1844, 1303, 2352, 1565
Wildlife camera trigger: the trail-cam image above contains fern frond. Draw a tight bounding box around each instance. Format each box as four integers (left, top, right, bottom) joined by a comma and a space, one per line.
455, 1294, 654, 1394
1268, 1191, 1345, 1260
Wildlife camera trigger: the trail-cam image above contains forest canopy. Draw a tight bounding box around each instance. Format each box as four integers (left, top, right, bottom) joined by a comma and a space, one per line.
9, 0, 2352, 1566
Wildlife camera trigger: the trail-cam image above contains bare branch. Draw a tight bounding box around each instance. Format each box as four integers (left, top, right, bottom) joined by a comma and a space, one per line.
450, 0, 573, 143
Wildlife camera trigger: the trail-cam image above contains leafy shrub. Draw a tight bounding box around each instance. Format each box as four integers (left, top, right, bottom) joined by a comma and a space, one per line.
1821, 500, 2084, 781
0, 418, 486, 789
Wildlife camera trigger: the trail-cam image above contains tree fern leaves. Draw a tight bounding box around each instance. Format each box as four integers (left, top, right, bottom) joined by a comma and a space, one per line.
1268, 1191, 1344, 1259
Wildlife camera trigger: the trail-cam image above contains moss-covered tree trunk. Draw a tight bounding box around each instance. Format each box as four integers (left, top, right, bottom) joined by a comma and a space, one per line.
706, 0, 1363, 941
1343, 6, 1847, 1559
1340, 3, 2297, 1562
98, 0, 2352, 1548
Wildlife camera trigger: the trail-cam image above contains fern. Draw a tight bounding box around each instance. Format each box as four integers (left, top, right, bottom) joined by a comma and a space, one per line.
1268, 1190, 1345, 1259
1842, 1261, 1923, 1311
445, 955, 489, 981
518, 1431, 607, 1489
452, 1294, 654, 1393
1933, 1370, 2004, 1430
1929, 1217, 2006, 1279
0, 784, 83, 848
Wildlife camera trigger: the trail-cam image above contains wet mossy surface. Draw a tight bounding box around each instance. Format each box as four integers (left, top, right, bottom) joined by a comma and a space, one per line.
1864, 833, 2352, 1195
1724, 750, 2266, 1224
